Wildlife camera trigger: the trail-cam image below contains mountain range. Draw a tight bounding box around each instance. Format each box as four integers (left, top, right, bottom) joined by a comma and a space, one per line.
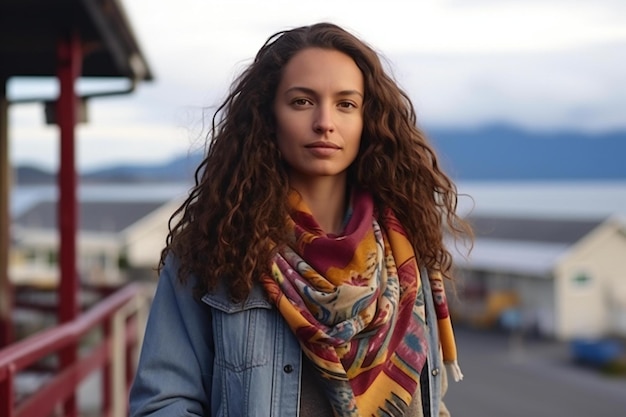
14, 124, 626, 185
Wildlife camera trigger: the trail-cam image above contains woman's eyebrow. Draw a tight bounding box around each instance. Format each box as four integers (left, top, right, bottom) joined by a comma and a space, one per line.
284, 86, 363, 98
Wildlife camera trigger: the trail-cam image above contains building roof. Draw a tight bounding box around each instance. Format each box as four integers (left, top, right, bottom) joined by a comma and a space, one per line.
453, 215, 626, 276
467, 215, 604, 245
11, 183, 191, 217
0, 0, 153, 81
14, 200, 167, 233
453, 238, 570, 277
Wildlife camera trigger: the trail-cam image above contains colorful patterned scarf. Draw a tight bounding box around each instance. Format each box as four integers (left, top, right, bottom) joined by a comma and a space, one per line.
261, 189, 461, 417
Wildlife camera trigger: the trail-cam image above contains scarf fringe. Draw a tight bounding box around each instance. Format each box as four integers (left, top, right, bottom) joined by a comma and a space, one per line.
445, 360, 464, 382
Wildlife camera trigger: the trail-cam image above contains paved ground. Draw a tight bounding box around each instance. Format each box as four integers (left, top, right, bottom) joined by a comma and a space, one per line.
444, 327, 626, 417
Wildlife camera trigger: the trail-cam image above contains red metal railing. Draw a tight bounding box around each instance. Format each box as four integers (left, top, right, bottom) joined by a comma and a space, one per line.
0, 283, 148, 417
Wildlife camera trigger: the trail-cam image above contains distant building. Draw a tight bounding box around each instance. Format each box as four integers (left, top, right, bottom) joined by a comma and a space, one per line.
11, 197, 183, 286
451, 214, 626, 340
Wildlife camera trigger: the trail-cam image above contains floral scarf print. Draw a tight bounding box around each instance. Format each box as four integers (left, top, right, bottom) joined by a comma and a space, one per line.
261, 189, 437, 416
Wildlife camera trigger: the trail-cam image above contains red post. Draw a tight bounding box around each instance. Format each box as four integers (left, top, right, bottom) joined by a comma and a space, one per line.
0, 363, 16, 417
0, 79, 13, 349
102, 321, 112, 417
56, 32, 81, 417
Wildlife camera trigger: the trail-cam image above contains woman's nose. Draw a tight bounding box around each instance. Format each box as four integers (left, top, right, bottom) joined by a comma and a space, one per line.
313, 105, 335, 133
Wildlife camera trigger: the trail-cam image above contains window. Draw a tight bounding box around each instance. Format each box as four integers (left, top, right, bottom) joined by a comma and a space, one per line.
572, 272, 592, 287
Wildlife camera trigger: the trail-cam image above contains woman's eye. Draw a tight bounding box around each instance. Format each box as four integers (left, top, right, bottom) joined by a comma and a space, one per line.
338, 101, 356, 109
292, 98, 311, 106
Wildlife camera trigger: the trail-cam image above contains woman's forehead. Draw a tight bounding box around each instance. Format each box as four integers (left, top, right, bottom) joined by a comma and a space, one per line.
278, 48, 364, 94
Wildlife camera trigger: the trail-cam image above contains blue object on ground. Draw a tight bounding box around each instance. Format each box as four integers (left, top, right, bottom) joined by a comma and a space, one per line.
570, 338, 624, 366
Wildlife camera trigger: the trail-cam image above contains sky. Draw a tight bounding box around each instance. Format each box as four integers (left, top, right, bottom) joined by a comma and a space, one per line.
7, 0, 626, 171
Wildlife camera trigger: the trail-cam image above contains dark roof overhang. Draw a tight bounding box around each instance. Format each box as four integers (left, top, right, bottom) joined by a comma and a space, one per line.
0, 0, 153, 84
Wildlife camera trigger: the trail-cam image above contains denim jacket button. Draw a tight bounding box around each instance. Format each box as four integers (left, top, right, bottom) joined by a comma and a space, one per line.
283, 364, 294, 373
431, 368, 440, 376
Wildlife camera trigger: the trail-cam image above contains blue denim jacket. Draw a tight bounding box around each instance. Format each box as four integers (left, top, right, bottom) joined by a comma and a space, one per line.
129, 256, 446, 417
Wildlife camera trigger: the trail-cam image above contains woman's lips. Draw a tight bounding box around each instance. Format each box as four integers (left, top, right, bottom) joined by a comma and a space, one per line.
305, 141, 341, 157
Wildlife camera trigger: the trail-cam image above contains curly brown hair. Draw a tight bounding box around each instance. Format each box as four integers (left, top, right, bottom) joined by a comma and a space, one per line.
160, 22, 472, 301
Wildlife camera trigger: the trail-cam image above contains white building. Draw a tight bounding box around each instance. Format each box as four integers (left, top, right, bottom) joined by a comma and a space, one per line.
452, 214, 626, 340
451, 181, 626, 340
10, 183, 188, 286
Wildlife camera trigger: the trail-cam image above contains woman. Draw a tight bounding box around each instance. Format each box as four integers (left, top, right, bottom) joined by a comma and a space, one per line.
129, 22, 471, 417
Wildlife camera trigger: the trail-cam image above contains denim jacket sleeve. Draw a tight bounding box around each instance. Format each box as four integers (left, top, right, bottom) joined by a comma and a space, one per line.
129, 258, 214, 417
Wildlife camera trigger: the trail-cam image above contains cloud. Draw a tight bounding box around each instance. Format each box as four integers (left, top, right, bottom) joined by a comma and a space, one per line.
392, 41, 626, 130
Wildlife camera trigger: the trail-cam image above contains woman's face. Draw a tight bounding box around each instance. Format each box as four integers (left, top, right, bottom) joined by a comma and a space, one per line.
273, 47, 364, 187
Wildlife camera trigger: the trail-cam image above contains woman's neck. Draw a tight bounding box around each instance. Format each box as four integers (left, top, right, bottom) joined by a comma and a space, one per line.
290, 175, 349, 235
